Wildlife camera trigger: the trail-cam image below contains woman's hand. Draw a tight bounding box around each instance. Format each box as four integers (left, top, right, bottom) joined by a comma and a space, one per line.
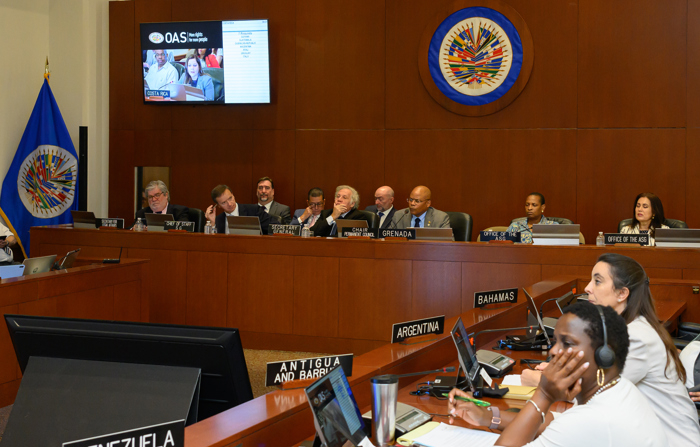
690, 391, 700, 402
537, 348, 589, 404
447, 388, 490, 427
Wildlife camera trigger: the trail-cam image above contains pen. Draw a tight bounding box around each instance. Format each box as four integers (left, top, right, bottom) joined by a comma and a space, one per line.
442, 393, 491, 406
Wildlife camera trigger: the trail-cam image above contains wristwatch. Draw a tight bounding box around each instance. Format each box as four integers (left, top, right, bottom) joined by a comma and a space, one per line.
488, 406, 501, 429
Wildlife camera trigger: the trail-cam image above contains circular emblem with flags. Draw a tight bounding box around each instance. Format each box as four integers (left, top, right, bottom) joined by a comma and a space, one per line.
17, 145, 77, 218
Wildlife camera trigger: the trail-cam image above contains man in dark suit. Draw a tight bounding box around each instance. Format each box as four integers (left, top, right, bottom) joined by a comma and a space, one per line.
310, 185, 371, 237
390, 185, 450, 229
256, 177, 291, 224
365, 185, 396, 230
206, 184, 275, 235
291, 187, 325, 226
134, 180, 190, 226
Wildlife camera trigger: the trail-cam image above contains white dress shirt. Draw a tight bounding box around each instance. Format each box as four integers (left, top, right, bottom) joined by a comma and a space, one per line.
377, 206, 393, 228
224, 206, 240, 234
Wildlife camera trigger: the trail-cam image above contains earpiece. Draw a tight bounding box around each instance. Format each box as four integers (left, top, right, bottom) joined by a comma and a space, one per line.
594, 306, 616, 369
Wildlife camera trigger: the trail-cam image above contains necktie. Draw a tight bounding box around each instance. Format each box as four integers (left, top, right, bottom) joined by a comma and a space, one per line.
259, 205, 266, 213
378, 212, 384, 217
414, 217, 421, 228
330, 221, 337, 236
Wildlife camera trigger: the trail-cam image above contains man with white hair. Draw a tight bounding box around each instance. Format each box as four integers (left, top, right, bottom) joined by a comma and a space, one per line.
309, 185, 371, 237
134, 180, 190, 225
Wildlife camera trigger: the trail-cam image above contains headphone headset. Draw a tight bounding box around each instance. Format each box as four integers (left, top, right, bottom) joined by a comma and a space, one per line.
594, 305, 616, 369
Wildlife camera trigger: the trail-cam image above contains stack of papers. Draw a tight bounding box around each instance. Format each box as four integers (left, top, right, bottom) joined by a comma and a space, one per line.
398, 422, 498, 447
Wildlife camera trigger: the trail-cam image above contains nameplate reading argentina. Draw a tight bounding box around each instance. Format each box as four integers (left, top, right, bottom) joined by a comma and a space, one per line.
474, 288, 518, 309
391, 315, 445, 343
265, 354, 353, 386
341, 227, 377, 238
96, 218, 125, 229
164, 221, 195, 232
270, 224, 301, 236
63, 419, 184, 447
379, 228, 416, 239
478, 231, 520, 242
604, 233, 649, 246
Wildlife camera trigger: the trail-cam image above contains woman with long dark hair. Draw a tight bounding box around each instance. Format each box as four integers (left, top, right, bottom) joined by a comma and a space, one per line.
620, 192, 668, 245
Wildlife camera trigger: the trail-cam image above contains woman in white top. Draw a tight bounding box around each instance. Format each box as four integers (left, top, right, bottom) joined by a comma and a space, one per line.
448, 302, 667, 446
619, 192, 669, 246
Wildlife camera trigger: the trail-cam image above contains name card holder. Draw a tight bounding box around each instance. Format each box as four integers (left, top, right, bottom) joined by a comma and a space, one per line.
164, 221, 195, 232
391, 316, 445, 344
265, 354, 354, 387
604, 233, 649, 246
479, 231, 520, 243
270, 224, 301, 236
379, 229, 417, 240
341, 227, 377, 238
96, 218, 125, 230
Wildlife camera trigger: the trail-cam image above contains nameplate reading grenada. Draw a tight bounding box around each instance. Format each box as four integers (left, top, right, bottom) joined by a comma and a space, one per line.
391, 315, 445, 343
479, 231, 520, 242
265, 354, 353, 386
164, 221, 195, 232
62, 419, 184, 447
379, 228, 416, 239
270, 224, 301, 236
341, 227, 377, 238
604, 233, 649, 246
96, 218, 125, 229
474, 288, 518, 309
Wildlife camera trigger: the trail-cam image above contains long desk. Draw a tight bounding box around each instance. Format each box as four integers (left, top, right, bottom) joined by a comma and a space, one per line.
31, 227, 700, 355
0, 259, 150, 408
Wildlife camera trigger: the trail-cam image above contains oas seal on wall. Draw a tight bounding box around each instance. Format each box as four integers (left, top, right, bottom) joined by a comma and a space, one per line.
17, 144, 77, 218
419, 1, 534, 116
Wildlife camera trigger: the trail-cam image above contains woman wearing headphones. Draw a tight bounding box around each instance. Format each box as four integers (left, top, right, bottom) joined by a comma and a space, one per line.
522, 253, 699, 445
448, 302, 667, 446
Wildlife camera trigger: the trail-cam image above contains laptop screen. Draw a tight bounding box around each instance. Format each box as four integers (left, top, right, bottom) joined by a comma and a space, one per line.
450, 317, 480, 390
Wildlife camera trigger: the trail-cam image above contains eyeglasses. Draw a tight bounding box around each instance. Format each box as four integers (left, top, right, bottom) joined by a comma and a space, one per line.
407, 198, 426, 204
308, 202, 324, 208
147, 192, 165, 201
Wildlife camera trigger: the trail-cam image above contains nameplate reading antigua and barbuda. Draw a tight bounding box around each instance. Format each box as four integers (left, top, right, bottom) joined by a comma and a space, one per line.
604, 233, 649, 246
270, 224, 301, 236
474, 288, 518, 309
96, 218, 125, 229
379, 228, 416, 239
164, 221, 195, 232
341, 227, 377, 238
62, 419, 184, 447
479, 231, 520, 242
391, 315, 445, 343
265, 354, 353, 386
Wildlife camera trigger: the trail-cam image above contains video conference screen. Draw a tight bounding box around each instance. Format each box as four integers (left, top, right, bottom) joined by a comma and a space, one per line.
140, 20, 270, 104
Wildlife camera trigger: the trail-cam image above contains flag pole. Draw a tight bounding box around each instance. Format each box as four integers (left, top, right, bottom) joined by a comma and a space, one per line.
44, 56, 50, 83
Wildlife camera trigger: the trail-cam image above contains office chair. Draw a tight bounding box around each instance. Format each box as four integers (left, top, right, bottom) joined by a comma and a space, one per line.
356, 210, 378, 230
445, 212, 473, 242
188, 208, 206, 233
618, 218, 688, 233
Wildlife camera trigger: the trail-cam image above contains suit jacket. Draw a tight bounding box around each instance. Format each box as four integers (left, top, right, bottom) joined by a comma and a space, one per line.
310, 208, 371, 237
365, 205, 397, 230
267, 201, 291, 225
290, 208, 324, 226
134, 204, 190, 227
215, 203, 275, 235
390, 207, 451, 229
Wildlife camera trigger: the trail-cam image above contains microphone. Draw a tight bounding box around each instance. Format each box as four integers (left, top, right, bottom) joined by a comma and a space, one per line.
469, 326, 535, 347
388, 208, 409, 230
155, 80, 175, 89
395, 366, 455, 379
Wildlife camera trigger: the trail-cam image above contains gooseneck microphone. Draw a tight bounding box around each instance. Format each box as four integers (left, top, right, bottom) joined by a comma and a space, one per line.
387, 208, 410, 230
395, 366, 455, 379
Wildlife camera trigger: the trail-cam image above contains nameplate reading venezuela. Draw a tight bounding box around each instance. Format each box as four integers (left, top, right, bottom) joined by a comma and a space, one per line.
265, 354, 353, 386
270, 224, 301, 236
341, 227, 377, 238
96, 218, 125, 229
63, 419, 184, 447
479, 231, 520, 242
604, 233, 649, 246
391, 315, 445, 343
379, 228, 416, 239
474, 288, 518, 309
164, 221, 195, 232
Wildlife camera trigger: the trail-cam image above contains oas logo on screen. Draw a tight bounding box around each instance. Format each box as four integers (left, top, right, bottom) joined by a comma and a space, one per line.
17, 145, 77, 218
419, 3, 534, 116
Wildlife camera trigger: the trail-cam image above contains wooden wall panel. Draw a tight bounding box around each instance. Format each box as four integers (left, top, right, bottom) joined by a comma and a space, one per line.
0, 304, 19, 385
543, 264, 683, 281
187, 252, 228, 327
252, 130, 296, 209
385, 0, 578, 130
293, 257, 339, 337
295, 0, 385, 129
689, 1, 700, 127
411, 261, 461, 319
129, 248, 188, 324
461, 262, 541, 311
578, 0, 686, 128
684, 269, 700, 281
55, 287, 115, 320
576, 129, 686, 244
109, 1, 134, 130
109, 130, 136, 222
686, 129, 700, 228
113, 280, 144, 322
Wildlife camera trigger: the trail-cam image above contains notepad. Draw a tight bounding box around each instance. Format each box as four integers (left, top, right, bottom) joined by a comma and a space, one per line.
502, 385, 537, 400
401, 422, 498, 447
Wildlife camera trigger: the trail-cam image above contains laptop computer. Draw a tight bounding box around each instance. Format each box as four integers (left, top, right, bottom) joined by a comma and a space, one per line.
413, 228, 455, 241
56, 248, 81, 270
22, 254, 57, 276
655, 228, 700, 248
226, 216, 263, 236
336, 219, 368, 238
0, 265, 25, 279
71, 211, 97, 229
531, 224, 580, 246
144, 213, 175, 232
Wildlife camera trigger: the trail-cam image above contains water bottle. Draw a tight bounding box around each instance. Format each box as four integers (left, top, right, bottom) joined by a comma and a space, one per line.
301, 224, 310, 238
134, 218, 145, 232
596, 231, 605, 246
204, 221, 212, 234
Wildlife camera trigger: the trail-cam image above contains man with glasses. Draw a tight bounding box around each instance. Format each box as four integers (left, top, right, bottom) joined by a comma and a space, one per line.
134, 180, 190, 226
206, 184, 275, 235
365, 186, 396, 229
309, 185, 371, 237
390, 185, 450, 229
291, 187, 325, 226
144, 49, 178, 89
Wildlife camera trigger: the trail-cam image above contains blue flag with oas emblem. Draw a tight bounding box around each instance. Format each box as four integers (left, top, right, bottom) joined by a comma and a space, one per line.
0, 79, 78, 257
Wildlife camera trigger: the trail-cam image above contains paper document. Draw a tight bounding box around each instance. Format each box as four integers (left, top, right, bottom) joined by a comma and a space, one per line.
501, 375, 522, 386
411, 422, 498, 447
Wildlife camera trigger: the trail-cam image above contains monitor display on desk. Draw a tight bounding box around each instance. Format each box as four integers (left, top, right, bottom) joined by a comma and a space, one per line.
4, 315, 253, 422
144, 213, 175, 232
305, 365, 365, 447
450, 317, 481, 391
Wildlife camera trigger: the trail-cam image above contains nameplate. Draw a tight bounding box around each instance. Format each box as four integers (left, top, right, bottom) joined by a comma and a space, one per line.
479, 231, 520, 242
391, 315, 445, 343
146, 89, 170, 98
604, 233, 649, 246
341, 227, 377, 238
270, 224, 301, 236
474, 288, 518, 309
63, 419, 184, 447
164, 221, 195, 232
379, 228, 416, 240
95, 218, 124, 229
265, 354, 353, 386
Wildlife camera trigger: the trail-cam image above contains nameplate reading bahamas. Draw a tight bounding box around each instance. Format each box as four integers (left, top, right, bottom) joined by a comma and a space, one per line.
265, 354, 353, 386
391, 315, 445, 343
474, 288, 518, 309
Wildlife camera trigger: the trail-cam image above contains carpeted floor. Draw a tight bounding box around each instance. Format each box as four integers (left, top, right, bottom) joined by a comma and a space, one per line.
0, 349, 326, 442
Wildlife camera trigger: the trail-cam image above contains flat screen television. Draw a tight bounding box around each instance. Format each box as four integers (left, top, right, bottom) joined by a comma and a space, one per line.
140, 20, 270, 104
4, 314, 254, 422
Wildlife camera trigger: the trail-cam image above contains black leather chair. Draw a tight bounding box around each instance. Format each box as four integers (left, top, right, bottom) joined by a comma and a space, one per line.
617, 218, 688, 233
356, 210, 378, 230
188, 207, 206, 233
446, 212, 473, 242
510, 216, 573, 225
